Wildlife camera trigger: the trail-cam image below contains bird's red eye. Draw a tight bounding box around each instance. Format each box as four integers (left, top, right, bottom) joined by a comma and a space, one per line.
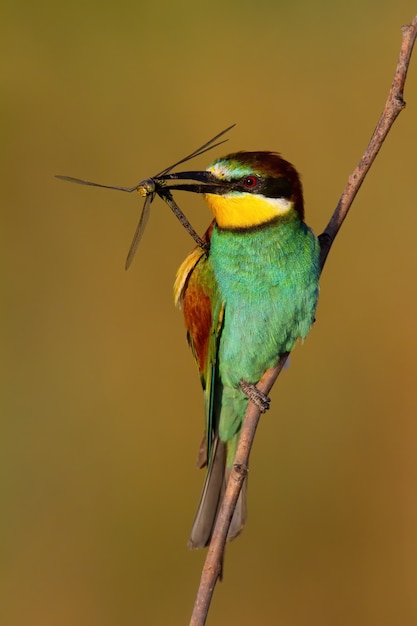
242, 175, 258, 189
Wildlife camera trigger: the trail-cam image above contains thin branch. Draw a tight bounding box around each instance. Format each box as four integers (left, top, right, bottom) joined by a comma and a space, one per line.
319, 14, 417, 270
189, 355, 289, 626
189, 16, 417, 626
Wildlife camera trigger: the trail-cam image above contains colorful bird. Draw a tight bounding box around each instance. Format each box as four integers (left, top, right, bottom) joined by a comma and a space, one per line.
171, 151, 320, 548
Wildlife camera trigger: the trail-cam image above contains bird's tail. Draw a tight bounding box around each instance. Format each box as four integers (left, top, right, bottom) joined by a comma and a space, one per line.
188, 437, 247, 549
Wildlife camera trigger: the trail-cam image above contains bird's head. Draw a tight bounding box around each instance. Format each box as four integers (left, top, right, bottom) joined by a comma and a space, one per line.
163, 152, 304, 229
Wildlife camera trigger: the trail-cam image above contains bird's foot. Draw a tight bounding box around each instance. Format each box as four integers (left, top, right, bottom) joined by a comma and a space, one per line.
240, 380, 271, 413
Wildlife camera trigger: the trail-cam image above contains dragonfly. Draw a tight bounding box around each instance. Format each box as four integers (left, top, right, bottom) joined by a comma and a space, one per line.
56, 124, 235, 269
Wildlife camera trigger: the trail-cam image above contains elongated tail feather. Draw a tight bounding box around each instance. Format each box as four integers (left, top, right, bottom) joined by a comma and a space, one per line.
188, 437, 247, 549
225, 466, 247, 542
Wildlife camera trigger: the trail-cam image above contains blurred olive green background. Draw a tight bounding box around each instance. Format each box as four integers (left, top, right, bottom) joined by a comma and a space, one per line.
3, 1, 417, 625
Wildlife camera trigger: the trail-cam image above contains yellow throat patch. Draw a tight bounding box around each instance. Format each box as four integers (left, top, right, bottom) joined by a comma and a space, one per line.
204, 192, 293, 229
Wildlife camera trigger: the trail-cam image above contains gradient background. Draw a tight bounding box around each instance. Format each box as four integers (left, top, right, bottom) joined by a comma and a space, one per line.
3, 2, 417, 625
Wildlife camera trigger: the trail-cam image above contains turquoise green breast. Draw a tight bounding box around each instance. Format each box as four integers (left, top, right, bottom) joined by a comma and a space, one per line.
210, 217, 320, 389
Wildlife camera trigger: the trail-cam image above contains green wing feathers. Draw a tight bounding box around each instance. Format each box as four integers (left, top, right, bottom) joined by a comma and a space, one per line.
175, 224, 241, 548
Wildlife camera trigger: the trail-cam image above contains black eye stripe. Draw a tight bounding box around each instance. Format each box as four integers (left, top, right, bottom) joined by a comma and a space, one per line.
226, 176, 293, 199
260, 177, 293, 199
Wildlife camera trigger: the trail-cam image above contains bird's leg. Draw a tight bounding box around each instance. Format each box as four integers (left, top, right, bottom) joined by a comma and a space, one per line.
240, 380, 271, 413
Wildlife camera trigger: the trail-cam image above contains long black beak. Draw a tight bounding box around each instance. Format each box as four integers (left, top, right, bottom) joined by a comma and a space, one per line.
156, 170, 230, 195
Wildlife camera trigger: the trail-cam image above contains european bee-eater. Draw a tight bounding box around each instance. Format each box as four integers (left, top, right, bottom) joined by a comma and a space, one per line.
56, 139, 320, 550
171, 151, 320, 549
